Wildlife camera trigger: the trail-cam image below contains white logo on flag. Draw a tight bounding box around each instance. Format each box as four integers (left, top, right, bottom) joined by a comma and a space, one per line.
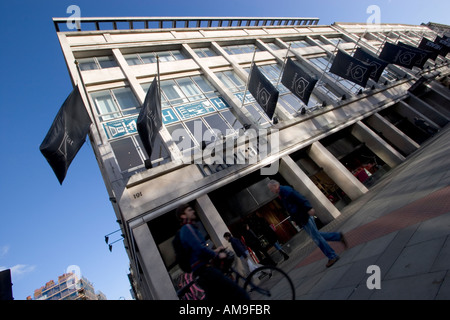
257, 84, 271, 108
398, 51, 416, 65
294, 77, 309, 99
348, 63, 368, 83
58, 131, 74, 160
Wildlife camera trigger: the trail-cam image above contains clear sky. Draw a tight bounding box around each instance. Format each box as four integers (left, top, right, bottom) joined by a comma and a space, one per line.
0, 0, 448, 300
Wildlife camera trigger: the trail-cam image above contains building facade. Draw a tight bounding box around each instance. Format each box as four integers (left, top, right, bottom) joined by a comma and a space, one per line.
52, 17, 449, 299
29, 272, 107, 300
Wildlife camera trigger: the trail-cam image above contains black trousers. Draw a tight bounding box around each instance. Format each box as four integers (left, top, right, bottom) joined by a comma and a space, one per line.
194, 266, 250, 301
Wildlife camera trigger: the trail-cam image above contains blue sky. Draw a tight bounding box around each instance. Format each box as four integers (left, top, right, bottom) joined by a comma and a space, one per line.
0, 0, 448, 300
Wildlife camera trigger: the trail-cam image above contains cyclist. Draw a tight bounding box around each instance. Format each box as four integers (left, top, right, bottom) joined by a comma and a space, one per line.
175, 203, 250, 301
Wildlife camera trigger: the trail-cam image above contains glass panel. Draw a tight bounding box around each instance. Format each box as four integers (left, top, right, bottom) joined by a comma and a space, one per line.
171, 50, 186, 60
78, 58, 98, 71
140, 53, 157, 64
204, 113, 232, 137
224, 71, 245, 90
220, 110, 242, 130
160, 80, 189, 105
166, 123, 195, 154
113, 88, 140, 112
97, 56, 118, 68
135, 134, 170, 166
111, 137, 142, 171
184, 119, 211, 144
176, 78, 204, 101
91, 91, 119, 120
124, 54, 142, 66
193, 48, 206, 58
202, 48, 216, 57
158, 51, 174, 62
267, 42, 281, 50
192, 76, 215, 93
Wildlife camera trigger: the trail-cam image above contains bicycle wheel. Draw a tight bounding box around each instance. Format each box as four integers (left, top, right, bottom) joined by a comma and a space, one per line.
243, 265, 295, 300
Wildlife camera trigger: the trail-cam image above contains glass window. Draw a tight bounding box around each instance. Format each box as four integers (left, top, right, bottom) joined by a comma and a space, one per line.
124, 54, 141, 66
222, 44, 261, 55
91, 91, 120, 121
78, 56, 118, 70
113, 88, 140, 115
192, 76, 216, 97
97, 56, 118, 68
160, 80, 189, 105
140, 53, 157, 64
157, 51, 173, 62
135, 134, 170, 167
204, 114, 232, 138
125, 50, 185, 65
91, 87, 140, 121
266, 42, 282, 50
111, 137, 143, 171
184, 119, 211, 144
289, 40, 310, 48
176, 78, 204, 101
78, 58, 98, 71
166, 123, 196, 155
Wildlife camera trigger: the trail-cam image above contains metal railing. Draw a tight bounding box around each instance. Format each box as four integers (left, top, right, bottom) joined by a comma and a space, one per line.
53, 16, 320, 32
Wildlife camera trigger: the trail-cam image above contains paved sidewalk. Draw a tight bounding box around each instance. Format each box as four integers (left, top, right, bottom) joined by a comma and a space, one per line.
276, 125, 450, 300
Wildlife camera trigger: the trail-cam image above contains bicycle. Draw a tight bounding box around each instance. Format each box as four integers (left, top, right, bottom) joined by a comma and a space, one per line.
176, 250, 296, 300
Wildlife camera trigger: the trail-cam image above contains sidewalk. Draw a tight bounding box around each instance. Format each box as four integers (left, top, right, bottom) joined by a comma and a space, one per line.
276, 124, 450, 300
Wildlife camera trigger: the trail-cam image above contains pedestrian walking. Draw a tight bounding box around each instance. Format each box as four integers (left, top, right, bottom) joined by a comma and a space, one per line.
267, 180, 348, 268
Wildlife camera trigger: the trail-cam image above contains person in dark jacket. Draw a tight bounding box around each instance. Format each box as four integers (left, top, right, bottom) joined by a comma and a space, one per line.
267, 180, 348, 268
176, 204, 249, 300
242, 223, 277, 266
254, 214, 290, 261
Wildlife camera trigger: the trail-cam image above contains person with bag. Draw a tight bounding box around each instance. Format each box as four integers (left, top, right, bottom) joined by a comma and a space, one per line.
223, 232, 251, 275
267, 180, 348, 268
175, 204, 250, 301
242, 223, 277, 266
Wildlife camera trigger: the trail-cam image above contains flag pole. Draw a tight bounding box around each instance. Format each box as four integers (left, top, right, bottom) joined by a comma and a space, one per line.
276, 43, 292, 87
74, 60, 104, 145
317, 39, 341, 86
376, 31, 391, 55
240, 48, 257, 108
351, 30, 366, 55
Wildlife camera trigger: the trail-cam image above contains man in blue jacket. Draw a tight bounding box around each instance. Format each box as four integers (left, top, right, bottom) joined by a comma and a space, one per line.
176, 204, 249, 300
267, 180, 347, 268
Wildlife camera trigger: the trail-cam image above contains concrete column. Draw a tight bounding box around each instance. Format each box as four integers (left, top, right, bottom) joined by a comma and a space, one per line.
366, 113, 420, 156
195, 194, 230, 248
133, 224, 178, 300
279, 156, 341, 224
307, 141, 368, 200
351, 121, 405, 168
406, 94, 449, 127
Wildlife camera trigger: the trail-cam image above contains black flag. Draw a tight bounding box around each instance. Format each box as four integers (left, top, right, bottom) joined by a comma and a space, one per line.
40, 86, 92, 184
248, 64, 279, 119
418, 37, 442, 61
397, 42, 431, 69
329, 50, 375, 87
434, 36, 450, 57
137, 77, 162, 161
281, 58, 318, 105
379, 42, 424, 69
353, 47, 389, 82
